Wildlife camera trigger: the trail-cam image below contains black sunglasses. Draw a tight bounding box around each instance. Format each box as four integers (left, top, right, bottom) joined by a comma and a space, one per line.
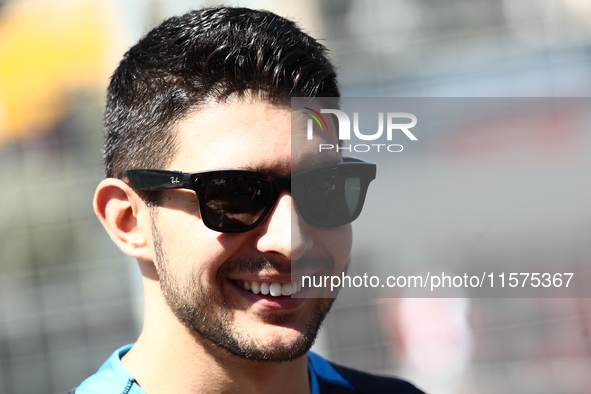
118, 157, 376, 233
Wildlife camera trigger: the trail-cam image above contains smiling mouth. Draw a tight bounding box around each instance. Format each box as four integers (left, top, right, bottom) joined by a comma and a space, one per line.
233, 280, 303, 297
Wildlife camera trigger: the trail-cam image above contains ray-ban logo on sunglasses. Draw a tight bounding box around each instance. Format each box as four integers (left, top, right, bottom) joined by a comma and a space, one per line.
304, 108, 417, 153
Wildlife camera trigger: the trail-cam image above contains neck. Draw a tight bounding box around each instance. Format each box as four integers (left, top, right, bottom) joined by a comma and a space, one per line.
122, 269, 310, 394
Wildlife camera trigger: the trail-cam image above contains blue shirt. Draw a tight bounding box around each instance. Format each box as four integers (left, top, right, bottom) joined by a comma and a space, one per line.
74, 344, 355, 394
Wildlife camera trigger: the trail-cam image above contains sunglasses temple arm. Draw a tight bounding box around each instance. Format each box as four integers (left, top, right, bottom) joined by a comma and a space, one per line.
120, 170, 193, 190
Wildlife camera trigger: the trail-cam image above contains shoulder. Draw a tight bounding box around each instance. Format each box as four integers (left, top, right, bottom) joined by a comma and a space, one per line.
328, 361, 426, 394
308, 352, 426, 394
69, 344, 145, 394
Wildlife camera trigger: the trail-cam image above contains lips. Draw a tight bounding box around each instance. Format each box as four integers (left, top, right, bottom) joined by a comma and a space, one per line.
233, 279, 302, 297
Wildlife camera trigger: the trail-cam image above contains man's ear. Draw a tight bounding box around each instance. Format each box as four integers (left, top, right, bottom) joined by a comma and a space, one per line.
93, 178, 153, 261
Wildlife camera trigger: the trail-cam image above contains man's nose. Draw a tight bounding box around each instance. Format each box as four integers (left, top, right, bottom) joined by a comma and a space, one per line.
255, 191, 313, 261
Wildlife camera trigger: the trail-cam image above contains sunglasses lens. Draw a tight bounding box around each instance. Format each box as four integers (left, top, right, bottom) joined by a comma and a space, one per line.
296, 168, 364, 226
203, 175, 272, 230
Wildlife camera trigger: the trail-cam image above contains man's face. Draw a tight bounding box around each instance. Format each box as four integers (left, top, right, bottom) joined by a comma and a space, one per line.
149, 99, 351, 361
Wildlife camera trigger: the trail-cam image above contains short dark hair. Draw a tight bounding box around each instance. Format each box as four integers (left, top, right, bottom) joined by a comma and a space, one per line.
104, 6, 340, 185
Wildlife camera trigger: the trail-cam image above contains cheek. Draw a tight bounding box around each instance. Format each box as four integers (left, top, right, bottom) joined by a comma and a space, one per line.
315, 225, 352, 270
156, 211, 227, 280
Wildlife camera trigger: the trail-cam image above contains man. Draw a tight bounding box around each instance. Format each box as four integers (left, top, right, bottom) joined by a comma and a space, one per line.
73, 7, 424, 394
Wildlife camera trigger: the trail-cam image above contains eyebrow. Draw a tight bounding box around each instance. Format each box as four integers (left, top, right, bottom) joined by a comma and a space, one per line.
189, 159, 341, 175
292, 157, 342, 173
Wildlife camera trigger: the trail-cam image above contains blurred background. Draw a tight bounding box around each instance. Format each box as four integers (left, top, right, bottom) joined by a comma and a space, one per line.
1, 0, 591, 393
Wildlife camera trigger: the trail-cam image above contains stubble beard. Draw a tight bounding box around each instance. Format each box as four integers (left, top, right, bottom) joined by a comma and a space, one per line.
151, 220, 336, 362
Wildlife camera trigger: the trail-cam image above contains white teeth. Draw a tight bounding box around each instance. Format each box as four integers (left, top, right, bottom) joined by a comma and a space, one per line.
237, 280, 302, 296
281, 283, 291, 296
270, 282, 282, 297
